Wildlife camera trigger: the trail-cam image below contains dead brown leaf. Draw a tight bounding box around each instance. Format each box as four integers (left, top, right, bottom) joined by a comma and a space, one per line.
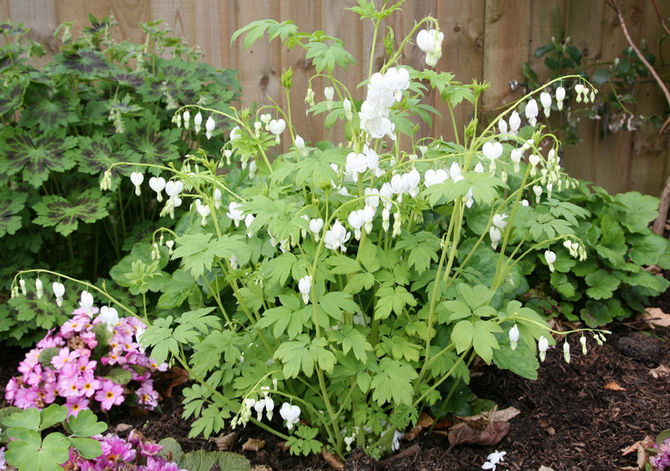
322, 448, 344, 471
211, 431, 237, 451
156, 366, 190, 398
114, 423, 132, 433
404, 412, 434, 441
441, 420, 510, 447
621, 435, 655, 469
650, 364, 670, 379
458, 406, 521, 424
605, 381, 626, 391
640, 307, 670, 328
538, 466, 556, 471
241, 438, 265, 452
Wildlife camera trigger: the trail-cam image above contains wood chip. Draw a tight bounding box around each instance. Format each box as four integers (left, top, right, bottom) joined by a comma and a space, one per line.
640, 307, 670, 328
650, 364, 670, 379
538, 466, 555, 471
241, 438, 265, 452
114, 423, 132, 433
605, 381, 626, 391
250, 466, 272, 471
621, 435, 655, 469
211, 431, 237, 451
322, 447, 344, 471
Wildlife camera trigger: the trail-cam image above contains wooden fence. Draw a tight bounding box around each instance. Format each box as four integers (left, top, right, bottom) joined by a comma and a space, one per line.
2, 0, 669, 196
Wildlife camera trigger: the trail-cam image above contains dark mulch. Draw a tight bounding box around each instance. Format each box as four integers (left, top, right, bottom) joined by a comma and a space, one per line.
1, 300, 668, 471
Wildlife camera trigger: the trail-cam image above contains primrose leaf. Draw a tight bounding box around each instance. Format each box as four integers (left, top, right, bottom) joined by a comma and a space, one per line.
0, 189, 27, 237
2, 407, 41, 431
5, 430, 69, 471
39, 404, 67, 431
33, 189, 110, 236
0, 128, 77, 187
178, 450, 250, 471
68, 437, 102, 460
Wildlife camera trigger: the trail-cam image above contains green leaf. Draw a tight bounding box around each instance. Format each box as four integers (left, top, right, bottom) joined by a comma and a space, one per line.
33, 189, 110, 236
629, 233, 669, 266
0, 128, 77, 188
325, 254, 361, 275
370, 358, 417, 406
69, 437, 103, 460
451, 320, 475, 354
157, 269, 196, 310
319, 291, 359, 321
140, 316, 178, 365
158, 437, 184, 462
260, 252, 297, 286
595, 214, 627, 267
100, 367, 133, 386
472, 320, 501, 364
585, 269, 621, 299
305, 38, 354, 73
493, 339, 539, 380
591, 68, 611, 85
6, 431, 70, 471
231, 19, 297, 49
613, 192, 659, 233
0, 189, 27, 237
67, 409, 107, 437
395, 231, 441, 275
179, 449, 250, 471
174, 233, 250, 279
3, 408, 41, 431
580, 300, 612, 327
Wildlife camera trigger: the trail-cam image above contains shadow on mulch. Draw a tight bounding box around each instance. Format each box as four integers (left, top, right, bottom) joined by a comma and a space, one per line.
0, 319, 668, 471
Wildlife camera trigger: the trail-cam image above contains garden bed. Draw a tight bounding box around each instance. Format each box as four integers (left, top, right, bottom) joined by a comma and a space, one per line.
3, 318, 664, 471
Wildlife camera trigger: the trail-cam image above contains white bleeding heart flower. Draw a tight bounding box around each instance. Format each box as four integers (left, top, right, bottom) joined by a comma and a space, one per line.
324, 220, 350, 252
509, 325, 519, 350
509, 111, 521, 133
498, 118, 508, 135
489, 226, 502, 250
556, 86, 566, 110
99, 306, 119, 331
474, 162, 484, 173
80, 290, 94, 317
424, 168, 448, 187
482, 141, 503, 161
309, 218, 324, 240
269, 119, 286, 143
533, 185, 543, 203
563, 340, 571, 363
324, 86, 334, 102
197, 203, 210, 226
213, 188, 222, 209
450, 162, 464, 183
348, 209, 365, 240
538, 336, 549, 361
19, 279, 26, 295
52, 282, 65, 307
279, 402, 301, 430
194, 111, 202, 134
540, 91, 552, 117
416, 29, 444, 67
130, 172, 144, 196
510, 148, 523, 173
34, 278, 43, 299
365, 187, 381, 209
183, 109, 191, 129
345, 152, 367, 182
405, 168, 421, 198
165, 180, 183, 198
464, 187, 474, 208
362, 204, 375, 234
298, 275, 312, 304
525, 99, 539, 127
295, 135, 305, 152
205, 116, 215, 139
226, 202, 245, 227
492, 213, 508, 229
244, 214, 255, 237
544, 250, 557, 272
149, 176, 166, 202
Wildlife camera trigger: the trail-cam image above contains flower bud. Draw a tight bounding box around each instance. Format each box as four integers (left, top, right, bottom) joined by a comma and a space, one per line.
509, 324, 519, 350
563, 340, 571, 363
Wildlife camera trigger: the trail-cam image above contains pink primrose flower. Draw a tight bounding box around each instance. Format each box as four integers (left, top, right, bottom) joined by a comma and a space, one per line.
13, 387, 38, 409
65, 396, 89, 417
76, 373, 100, 398
51, 347, 80, 370
95, 380, 125, 410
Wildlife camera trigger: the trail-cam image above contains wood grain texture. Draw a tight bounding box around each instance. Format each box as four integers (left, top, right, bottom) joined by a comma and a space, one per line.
1, 0, 668, 194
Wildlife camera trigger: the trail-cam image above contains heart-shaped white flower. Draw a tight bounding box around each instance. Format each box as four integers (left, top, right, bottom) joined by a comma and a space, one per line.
279, 403, 301, 430
482, 141, 503, 161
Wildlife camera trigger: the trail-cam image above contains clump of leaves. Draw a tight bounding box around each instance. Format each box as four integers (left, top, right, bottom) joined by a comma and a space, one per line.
0, 16, 239, 346
521, 36, 661, 144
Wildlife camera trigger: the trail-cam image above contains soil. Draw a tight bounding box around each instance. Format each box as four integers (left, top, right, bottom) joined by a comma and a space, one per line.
1, 294, 668, 471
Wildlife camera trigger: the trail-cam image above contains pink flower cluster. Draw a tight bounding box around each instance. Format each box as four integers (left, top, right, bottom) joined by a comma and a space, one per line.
5, 306, 167, 416
0, 431, 187, 471
651, 438, 670, 470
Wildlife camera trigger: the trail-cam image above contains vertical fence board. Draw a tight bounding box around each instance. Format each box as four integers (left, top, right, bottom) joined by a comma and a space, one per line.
482, 0, 531, 108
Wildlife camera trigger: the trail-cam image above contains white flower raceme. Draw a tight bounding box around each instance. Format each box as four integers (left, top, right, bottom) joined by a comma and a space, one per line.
98, 306, 119, 332
52, 282, 65, 307
555, 86, 566, 110
194, 112, 202, 134
509, 325, 519, 350
80, 290, 94, 317
226, 202, 245, 227
416, 29, 444, 67
540, 91, 552, 117
324, 220, 350, 252
509, 111, 521, 134
489, 226, 502, 250
205, 116, 215, 139
298, 275, 312, 304
525, 99, 539, 127
424, 168, 448, 187
544, 250, 556, 272
35, 278, 43, 299
279, 403, 301, 430
538, 336, 549, 362
149, 176, 166, 202
130, 172, 144, 196
358, 67, 409, 140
